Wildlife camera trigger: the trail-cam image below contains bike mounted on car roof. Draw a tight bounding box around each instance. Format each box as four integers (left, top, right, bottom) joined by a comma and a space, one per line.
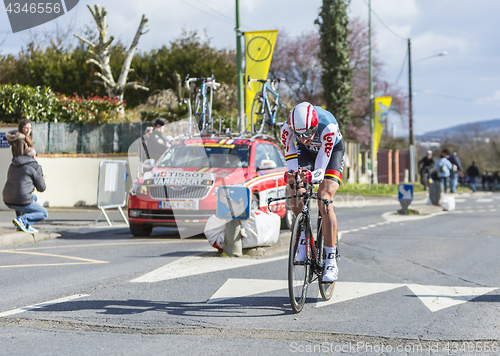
184, 74, 221, 135
247, 75, 289, 141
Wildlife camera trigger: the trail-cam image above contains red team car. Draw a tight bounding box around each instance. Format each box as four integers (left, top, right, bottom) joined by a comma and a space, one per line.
128, 136, 292, 237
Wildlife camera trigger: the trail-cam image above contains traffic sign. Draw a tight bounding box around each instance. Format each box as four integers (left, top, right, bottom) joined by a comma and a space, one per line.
217, 186, 250, 219
398, 184, 414, 201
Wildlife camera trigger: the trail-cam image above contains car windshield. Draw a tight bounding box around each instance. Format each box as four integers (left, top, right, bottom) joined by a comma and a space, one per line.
158, 144, 250, 168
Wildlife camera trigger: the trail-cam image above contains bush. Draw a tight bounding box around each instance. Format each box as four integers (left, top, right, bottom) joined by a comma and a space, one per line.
0, 84, 59, 122
0, 84, 125, 123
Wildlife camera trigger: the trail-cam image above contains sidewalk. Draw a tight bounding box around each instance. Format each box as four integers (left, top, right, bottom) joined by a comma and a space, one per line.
0, 207, 129, 247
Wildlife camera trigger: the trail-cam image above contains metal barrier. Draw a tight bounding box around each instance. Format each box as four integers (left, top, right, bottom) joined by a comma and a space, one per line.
96, 160, 129, 226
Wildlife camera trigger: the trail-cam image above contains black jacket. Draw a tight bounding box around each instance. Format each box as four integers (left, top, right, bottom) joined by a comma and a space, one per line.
2, 155, 46, 206
467, 165, 480, 177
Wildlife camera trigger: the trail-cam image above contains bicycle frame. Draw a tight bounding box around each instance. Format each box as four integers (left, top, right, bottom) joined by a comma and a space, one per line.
248, 76, 286, 134
185, 74, 219, 134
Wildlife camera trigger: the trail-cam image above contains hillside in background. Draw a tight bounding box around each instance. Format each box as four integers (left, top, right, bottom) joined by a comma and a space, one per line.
417, 118, 500, 141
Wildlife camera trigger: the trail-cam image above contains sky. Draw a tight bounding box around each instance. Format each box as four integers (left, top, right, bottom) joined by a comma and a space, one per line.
1, 0, 500, 136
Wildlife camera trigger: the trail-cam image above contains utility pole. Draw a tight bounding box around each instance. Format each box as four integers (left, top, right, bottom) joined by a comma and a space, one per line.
408, 38, 415, 182
369, 0, 376, 183
235, 0, 244, 134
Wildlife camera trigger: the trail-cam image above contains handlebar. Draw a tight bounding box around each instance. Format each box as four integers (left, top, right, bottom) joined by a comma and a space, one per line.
267, 170, 333, 214
247, 75, 285, 91
185, 74, 220, 90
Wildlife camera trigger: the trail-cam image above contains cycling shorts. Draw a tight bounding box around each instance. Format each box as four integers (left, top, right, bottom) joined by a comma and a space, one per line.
297, 138, 345, 185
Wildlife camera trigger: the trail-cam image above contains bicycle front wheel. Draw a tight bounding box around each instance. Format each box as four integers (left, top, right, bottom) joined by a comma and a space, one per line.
318, 223, 338, 301
251, 93, 269, 134
288, 212, 310, 313
194, 92, 205, 132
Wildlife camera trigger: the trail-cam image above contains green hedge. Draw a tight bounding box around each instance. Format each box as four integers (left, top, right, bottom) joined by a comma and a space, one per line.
0, 84, 124, 123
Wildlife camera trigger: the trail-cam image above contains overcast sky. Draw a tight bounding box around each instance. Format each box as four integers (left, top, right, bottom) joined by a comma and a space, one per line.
1, 0, 499, 135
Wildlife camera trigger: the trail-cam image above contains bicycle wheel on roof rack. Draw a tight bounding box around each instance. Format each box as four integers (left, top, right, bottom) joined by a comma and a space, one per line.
288, 212, 310, 313
272, 102, 288, 141
194, 93, 210, 133
251, 93, 270, 135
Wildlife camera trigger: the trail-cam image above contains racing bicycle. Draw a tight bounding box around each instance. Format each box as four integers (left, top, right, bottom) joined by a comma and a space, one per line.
268, 172, 339, 313
247, 75, 288, 140
185, 74, 220, 134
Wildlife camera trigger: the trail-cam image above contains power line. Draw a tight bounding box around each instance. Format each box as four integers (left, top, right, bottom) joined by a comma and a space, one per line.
361, 0, 407, 41
176, 0, 235, 27
415, 89, 480, 102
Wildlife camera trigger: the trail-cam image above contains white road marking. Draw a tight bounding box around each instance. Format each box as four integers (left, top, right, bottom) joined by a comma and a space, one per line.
207, 279, 498, 313
476, 199, 494, 203
382, 211, 447, 222
405, 284, 497, 312
489, 209, 497, 212
0, 294, 89, 318
208, 278, 289, 304
315, 282, 405, 307
130, 254, 287, 283
454, 199, 466, 203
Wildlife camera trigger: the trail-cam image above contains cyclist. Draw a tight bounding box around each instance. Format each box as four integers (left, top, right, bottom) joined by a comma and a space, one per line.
418, 150, 435, 187
281, 102, 345, 283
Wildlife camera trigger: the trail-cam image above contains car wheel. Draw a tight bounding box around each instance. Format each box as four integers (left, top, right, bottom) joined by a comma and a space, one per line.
130, 223, 153, 237
251, 193, 260, 211
281, 208, 295, 230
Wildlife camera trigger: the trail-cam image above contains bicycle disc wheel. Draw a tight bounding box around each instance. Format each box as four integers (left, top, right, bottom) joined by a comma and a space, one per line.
318, 221, 338, 301
288, 212, 310, 313
251, 94, 268, 134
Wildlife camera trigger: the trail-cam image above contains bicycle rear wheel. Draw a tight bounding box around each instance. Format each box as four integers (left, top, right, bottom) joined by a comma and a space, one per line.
251, 93, 270, 134
318, 219, 338, 301
194, 93, 210, 133
288, 212, 310, 313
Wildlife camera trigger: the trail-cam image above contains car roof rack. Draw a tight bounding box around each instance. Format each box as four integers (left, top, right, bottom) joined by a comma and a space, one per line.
172, 131, 280, 145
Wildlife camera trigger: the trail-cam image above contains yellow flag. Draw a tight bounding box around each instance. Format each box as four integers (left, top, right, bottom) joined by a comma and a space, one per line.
374, 96, 392, 158
244, 30, 278, 131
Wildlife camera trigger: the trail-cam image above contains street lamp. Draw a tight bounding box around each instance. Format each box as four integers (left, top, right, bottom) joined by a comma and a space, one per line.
408, 39, 447, 182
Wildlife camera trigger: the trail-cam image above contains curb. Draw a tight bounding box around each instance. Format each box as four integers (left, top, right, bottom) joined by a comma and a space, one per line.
0, 230, 61, 247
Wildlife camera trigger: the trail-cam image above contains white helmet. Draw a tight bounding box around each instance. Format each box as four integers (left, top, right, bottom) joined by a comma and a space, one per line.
288, 102, 318, 138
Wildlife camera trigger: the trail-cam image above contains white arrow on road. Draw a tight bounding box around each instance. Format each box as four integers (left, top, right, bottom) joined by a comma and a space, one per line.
207, 279, 497, 313
130, 254, 287, 283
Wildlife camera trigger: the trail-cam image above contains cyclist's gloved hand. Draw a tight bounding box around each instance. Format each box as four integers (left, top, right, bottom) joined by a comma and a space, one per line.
299, 170, 313, 184
285, 170, 296, 185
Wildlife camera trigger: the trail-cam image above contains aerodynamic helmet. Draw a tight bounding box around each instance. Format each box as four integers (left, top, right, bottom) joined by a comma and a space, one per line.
288, 102, 318, 138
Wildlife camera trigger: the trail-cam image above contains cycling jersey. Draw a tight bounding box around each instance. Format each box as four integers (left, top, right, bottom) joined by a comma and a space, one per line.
281, 106, 344, 184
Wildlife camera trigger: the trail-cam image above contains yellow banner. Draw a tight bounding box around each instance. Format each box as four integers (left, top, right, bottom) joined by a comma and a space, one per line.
374, 96, 392, 158
244, 30, 278, 131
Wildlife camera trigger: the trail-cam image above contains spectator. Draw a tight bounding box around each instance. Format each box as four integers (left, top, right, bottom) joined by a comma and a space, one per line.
2, 147, 48, 233
145, 118, 169, 162
139, 126, 154, 162
482, 171, 488, 190
6, 119, 34, 157
436, 149, 453, 193
487, 172, 494, 191
418, 150, 435, 187
467, 161, 480, 192
447, 151, 462, 193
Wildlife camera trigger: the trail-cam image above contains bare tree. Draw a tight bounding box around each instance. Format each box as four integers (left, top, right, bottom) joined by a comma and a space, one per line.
270, 30, 323, 105
75, 4, 149, 102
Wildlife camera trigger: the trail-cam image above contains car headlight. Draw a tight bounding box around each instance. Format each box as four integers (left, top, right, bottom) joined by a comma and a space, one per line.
139, 185, 148, 195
